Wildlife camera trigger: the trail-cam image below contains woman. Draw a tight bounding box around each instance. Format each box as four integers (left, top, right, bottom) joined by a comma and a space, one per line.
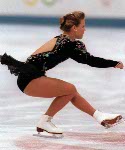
0, 11, 123, 135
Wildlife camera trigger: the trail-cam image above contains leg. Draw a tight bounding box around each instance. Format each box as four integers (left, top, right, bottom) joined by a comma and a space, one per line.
71, 92, 96, 116
71, 92, 122, 128
24, 76, 77, 116
45, 93, 76, 117
24, 76, 77, 98
24, 76, 95, 117
24, 76, 77, 134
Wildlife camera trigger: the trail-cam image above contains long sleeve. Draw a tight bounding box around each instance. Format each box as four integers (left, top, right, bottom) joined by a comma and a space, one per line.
69, 41, 119, 68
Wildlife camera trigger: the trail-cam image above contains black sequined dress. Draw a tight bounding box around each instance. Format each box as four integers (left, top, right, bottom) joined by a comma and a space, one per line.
0, 34, 119, 92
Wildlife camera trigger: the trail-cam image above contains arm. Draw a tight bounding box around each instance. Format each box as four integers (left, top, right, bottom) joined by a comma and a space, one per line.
70, 41, 121, 68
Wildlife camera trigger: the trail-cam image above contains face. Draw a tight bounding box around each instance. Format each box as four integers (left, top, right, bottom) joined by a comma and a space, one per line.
74, 19, 86, 39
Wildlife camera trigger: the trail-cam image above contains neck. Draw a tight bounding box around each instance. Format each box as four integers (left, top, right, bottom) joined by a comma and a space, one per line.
63, 32, 75, 41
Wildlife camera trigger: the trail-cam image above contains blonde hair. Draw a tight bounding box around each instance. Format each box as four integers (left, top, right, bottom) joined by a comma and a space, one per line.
60, 11, 85, 32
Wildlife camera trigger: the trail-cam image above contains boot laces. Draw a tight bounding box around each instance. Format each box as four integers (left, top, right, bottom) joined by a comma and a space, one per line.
47, 116, 57, 128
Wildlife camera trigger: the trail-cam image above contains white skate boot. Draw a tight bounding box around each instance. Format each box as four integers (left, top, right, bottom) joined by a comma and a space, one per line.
93, 110, 123, 129
36, 115, 63, 137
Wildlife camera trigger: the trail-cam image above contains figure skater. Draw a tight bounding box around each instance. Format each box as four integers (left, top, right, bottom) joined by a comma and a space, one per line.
0, 11, 123, 135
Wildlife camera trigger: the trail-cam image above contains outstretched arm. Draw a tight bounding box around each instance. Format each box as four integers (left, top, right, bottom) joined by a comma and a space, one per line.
70, 41, 122, 68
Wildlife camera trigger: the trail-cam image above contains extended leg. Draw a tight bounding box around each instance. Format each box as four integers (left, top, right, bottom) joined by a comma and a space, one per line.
71, 92, 122, 128
71, 92, 96, 116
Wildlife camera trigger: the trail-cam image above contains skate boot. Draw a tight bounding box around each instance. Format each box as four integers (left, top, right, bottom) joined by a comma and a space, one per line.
36, 114, 63, 135
93, 110, 123, 129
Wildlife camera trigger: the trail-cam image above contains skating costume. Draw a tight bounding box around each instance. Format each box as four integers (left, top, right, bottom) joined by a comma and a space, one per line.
0, 34, 119, 92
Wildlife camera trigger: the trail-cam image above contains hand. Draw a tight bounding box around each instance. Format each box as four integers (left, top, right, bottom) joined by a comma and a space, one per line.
115, 62, 124, 69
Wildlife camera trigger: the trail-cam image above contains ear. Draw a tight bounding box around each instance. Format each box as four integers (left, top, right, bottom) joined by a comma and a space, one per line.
71, 25, 77, 32
73, 25, 77, 32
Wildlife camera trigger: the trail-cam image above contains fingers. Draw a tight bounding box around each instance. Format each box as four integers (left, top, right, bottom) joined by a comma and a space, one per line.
115, 62, 124, 69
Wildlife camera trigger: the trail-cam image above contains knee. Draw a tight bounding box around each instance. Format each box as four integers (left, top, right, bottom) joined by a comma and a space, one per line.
66, 83, 77, 95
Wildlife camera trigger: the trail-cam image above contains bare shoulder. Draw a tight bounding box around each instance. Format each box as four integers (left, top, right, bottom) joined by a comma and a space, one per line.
32, 37, 57, 55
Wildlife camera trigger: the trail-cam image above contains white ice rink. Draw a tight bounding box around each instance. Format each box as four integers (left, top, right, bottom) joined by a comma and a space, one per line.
0, 24, 125, 150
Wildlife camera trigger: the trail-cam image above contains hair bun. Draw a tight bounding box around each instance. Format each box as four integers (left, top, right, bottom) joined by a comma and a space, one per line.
61, 16, 66, 26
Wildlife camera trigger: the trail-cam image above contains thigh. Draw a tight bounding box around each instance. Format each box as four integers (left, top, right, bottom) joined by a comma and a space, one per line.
24, 76, 76, 98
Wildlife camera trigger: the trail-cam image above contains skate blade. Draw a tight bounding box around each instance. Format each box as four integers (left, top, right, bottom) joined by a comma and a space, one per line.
33, 132, 64, 139
36, 127, 63, 138
101, 115, 123, 129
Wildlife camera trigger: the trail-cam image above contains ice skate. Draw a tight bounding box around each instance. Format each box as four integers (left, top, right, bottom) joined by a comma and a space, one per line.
93, 110, 123, 129
33, 115, 63, 138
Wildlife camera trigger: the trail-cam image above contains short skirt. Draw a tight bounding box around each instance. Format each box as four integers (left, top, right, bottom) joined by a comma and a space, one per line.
0, 53, 46, 92
17, 64, 46, 92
